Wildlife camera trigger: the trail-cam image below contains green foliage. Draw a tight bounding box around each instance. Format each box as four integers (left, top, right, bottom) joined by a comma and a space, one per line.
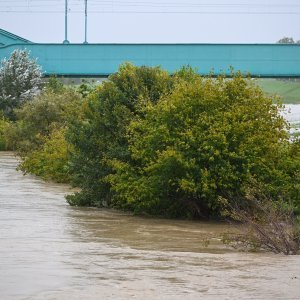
67, 65, 300, 218
9, 63, 298, 219
106, 72, 299, 217
66, 63, 174, 207
6, 89, 82, 155
277, 37, 300, 44
45, 76, 65, 93
8, 88, 83, 182
76, 80, 97, 98
19, 127, 72, 183
0, 111, 11, 150
281, 139, 300, 213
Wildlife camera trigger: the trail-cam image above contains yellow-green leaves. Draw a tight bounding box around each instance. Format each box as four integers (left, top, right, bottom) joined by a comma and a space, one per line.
107, 70, 298, 217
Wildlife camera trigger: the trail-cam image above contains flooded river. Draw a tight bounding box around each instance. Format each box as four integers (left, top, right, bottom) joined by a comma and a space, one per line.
284, 104, 300, 135
0, 152, 300, 300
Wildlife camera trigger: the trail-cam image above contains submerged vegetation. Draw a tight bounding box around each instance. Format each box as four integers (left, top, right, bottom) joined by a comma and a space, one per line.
1, 51, 299, 254
222, 182, 300, 255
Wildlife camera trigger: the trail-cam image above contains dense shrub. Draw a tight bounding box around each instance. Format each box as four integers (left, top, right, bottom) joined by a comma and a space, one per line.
106, 73, 299, 217
66, 63, 174, 206
19, 127, 72, 183
9, 63, 298, 220
0, 111, 10, 150
5, 89, 82, 155
66, 65, 300, 218
7, 88, 83, 182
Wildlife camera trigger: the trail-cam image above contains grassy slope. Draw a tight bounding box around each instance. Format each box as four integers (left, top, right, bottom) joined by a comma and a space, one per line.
257, 79, 300, 104
256, 79, 300, 137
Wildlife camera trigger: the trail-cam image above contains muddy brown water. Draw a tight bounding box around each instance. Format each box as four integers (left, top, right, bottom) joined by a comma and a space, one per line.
0, 152, 299, 300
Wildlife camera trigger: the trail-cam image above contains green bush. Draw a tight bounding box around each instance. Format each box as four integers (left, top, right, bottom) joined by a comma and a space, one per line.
66, 63, 174, 206
6, 89, 82, 155
7, 88, 83, 183
11, 64, 296, 219
106, 73, 299, 217
0, 112, 10, 150
19, 127, 72, 183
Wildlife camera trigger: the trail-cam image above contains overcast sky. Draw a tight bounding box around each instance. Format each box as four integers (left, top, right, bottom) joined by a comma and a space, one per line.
0, 0, 299, 44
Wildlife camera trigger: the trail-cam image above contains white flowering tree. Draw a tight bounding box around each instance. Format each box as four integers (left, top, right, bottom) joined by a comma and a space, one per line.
0, 49, 42, 119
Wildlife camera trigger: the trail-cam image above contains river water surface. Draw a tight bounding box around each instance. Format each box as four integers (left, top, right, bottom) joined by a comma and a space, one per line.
0, 152, 300, 300
283, 104, 300, 135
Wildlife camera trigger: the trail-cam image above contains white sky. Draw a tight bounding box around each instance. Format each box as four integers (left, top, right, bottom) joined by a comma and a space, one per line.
0, 0, 299, 44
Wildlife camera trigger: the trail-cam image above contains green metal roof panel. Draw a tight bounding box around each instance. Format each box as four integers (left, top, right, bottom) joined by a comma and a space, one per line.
0, 43, 300, 77
0, 29, 31, 46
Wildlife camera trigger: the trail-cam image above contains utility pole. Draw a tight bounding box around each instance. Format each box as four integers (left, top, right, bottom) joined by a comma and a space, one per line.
63, 0, 69, 44
84, 0, 88, 44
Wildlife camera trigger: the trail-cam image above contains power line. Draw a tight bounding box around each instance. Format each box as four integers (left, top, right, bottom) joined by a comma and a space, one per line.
0, 0, 299, 2
1, 0, 300, 14
1, 0, 300, 6
0, 10, 300, 14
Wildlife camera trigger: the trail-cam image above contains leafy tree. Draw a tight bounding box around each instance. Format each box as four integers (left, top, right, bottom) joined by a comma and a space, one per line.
106, 72, 299, 217
66, 63, 174, 206
277, 37, 300, 44
65, 66, 300, 218
277, 37, 295, 44
0, 49, 42, 119
8, 62, 298, 220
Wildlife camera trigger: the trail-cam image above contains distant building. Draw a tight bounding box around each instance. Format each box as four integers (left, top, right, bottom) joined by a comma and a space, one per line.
0, 28, 32, 47
1, 28, 300, 78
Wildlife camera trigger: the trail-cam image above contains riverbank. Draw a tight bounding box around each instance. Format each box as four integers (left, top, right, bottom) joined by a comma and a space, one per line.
258, 79, 300, 105
283, 104, 300, 136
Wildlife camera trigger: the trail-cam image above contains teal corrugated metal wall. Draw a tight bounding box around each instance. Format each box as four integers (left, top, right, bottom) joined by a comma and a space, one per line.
0, 43, 299, 77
